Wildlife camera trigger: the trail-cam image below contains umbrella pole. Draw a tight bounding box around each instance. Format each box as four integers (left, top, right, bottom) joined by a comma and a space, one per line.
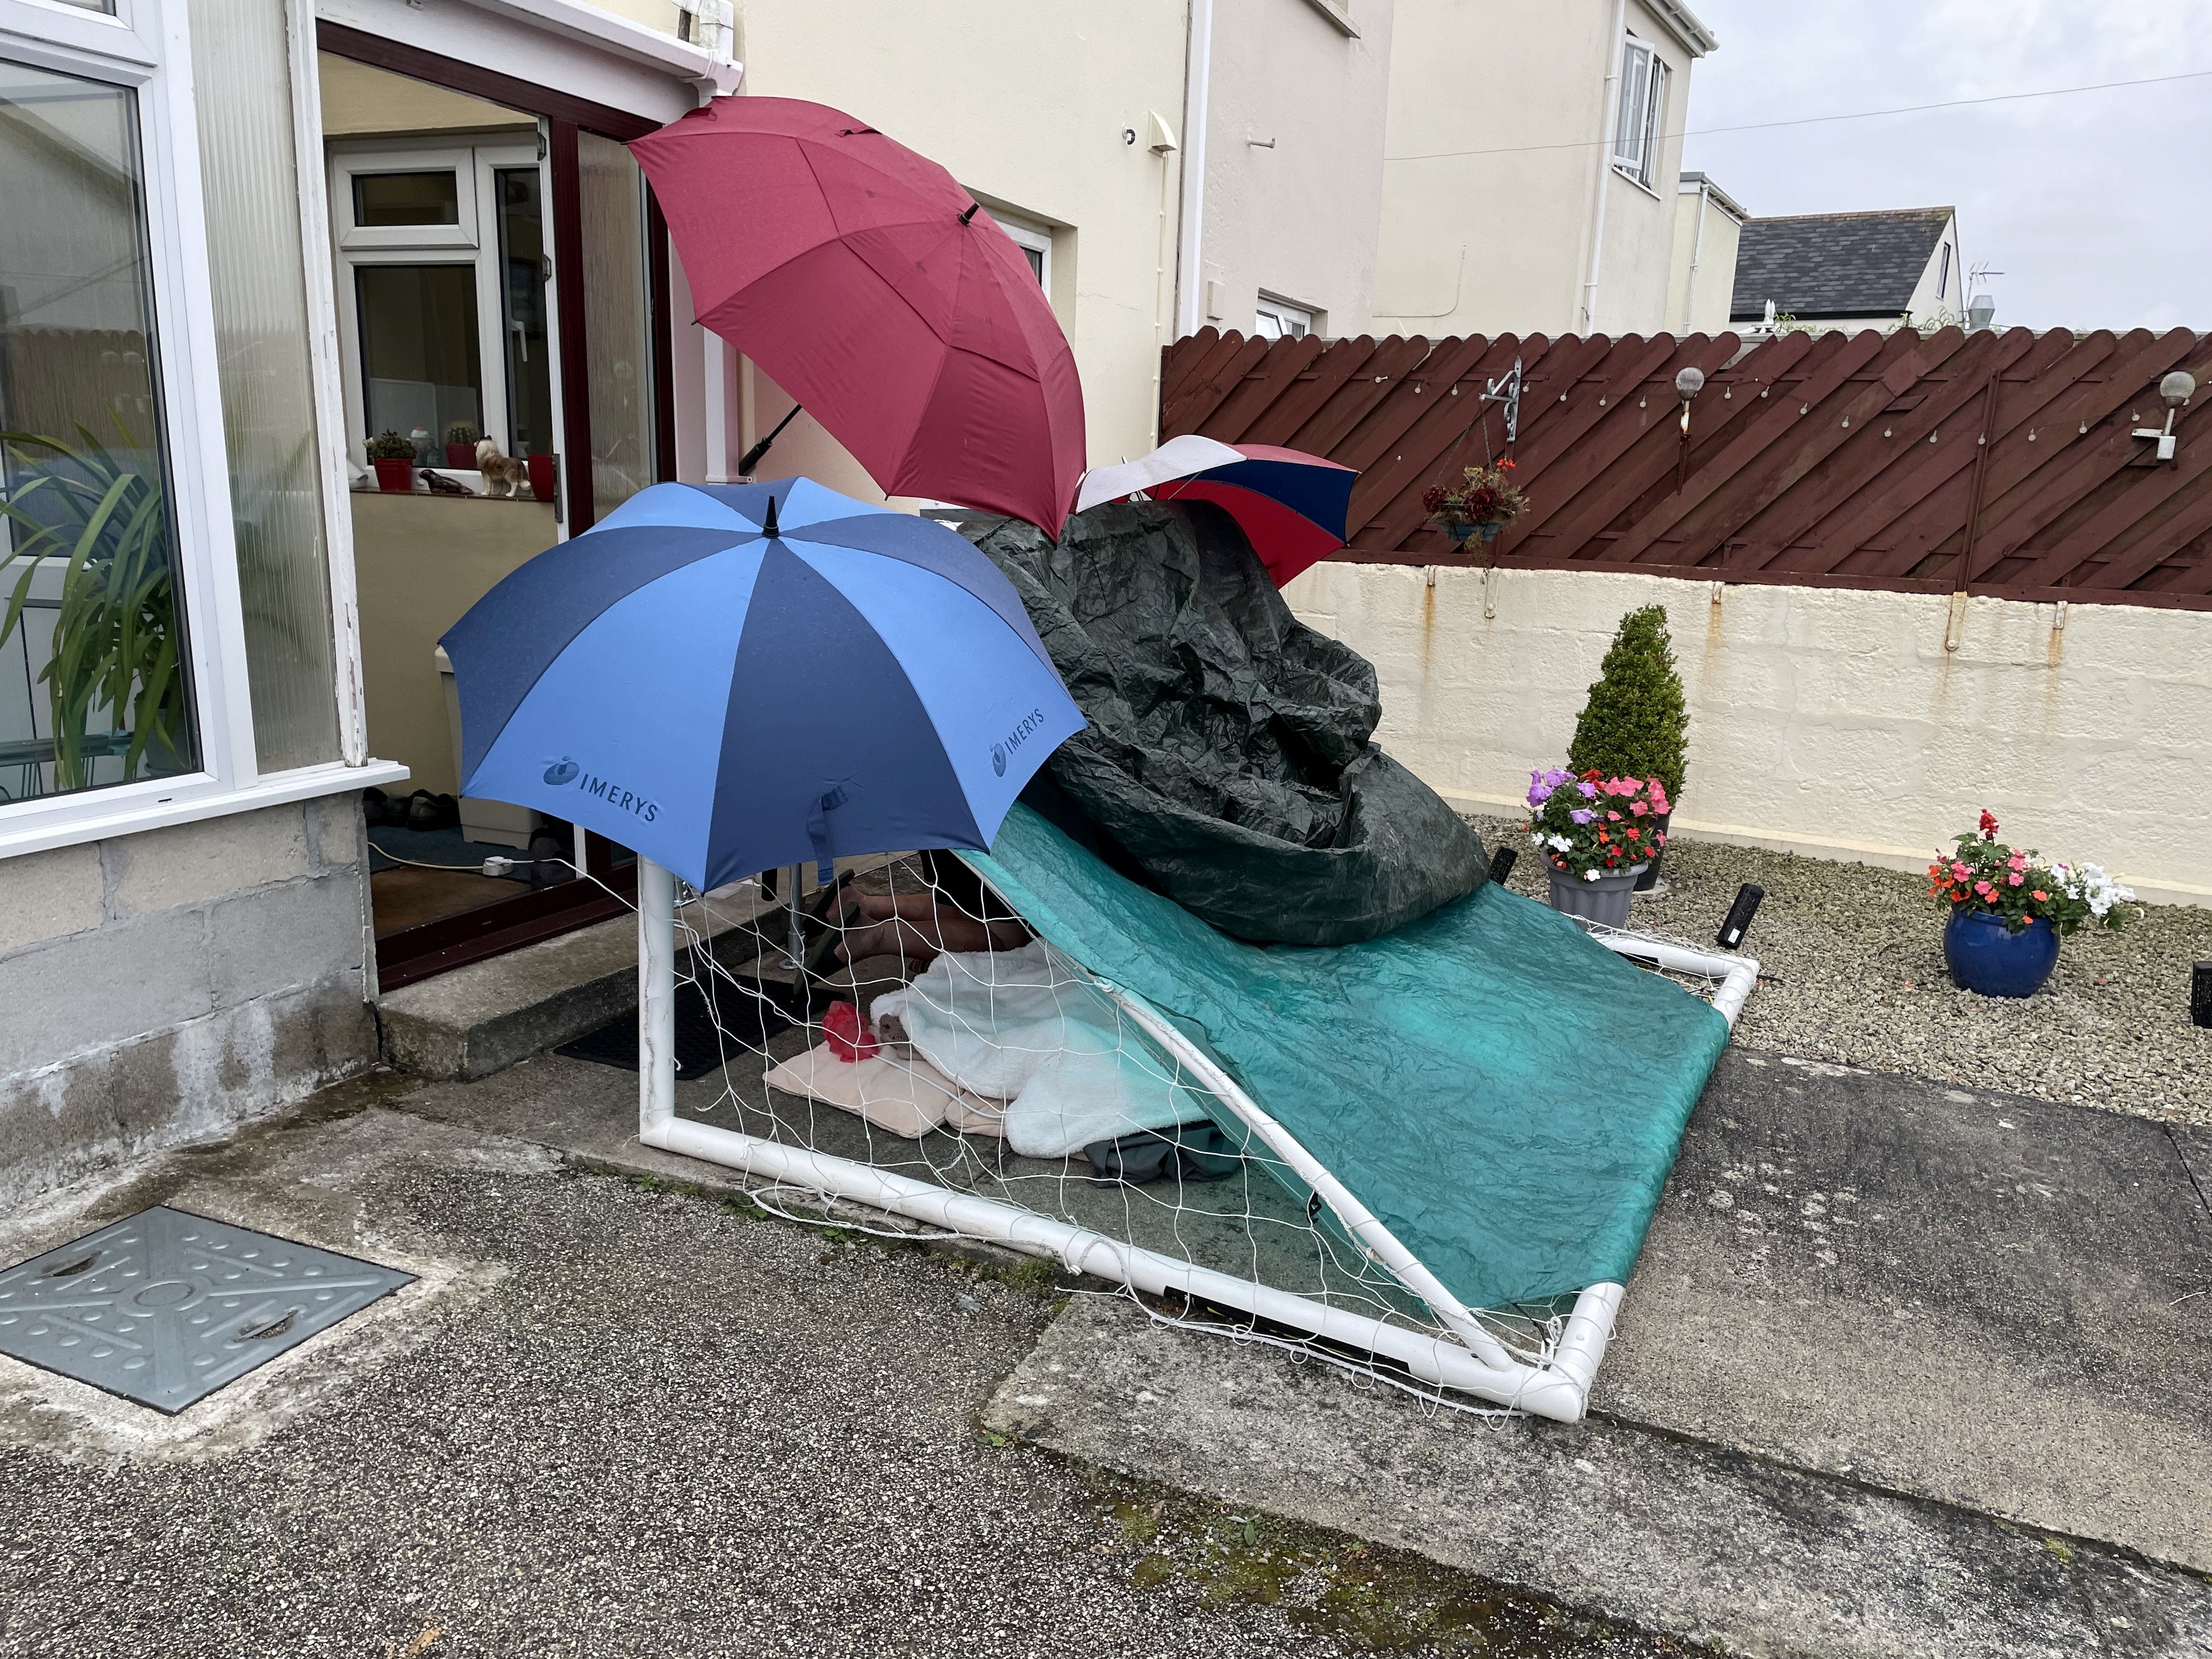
637, 857, 678, 1139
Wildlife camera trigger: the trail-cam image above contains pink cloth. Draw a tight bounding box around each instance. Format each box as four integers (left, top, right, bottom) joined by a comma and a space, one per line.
763, 1040, 1007, 1142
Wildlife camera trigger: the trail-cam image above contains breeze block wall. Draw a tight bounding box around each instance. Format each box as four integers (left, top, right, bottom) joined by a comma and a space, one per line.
0, 794, 377, 1209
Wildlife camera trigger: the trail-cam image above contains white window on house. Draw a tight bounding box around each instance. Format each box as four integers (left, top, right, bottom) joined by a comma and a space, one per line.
996, 216, 1052, 289
1255, 296, 1312, 341
330, 142, 556, 471
0, 0, 396, 853
1937, 242, 1952, 301
1612, 36, 1670, 190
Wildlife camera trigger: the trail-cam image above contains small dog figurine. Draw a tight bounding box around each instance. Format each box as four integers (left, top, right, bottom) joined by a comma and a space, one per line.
475, 437, 532, 499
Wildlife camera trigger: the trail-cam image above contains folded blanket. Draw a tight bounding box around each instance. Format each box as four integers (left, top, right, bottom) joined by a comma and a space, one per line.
763, 1041, 1006, 1141
870, 940, 1202, 1158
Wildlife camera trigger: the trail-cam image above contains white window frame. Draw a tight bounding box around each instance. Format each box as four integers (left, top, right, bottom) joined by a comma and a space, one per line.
0, 0, 402, 861
331, 144, 482, 253
995, 215, 1051, 290
1612, 35, 1669, 191
1255, 294, 1312, 341
328, 134, 549, 468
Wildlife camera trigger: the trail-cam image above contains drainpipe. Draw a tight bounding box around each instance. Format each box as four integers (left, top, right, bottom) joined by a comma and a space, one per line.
1680, 175, 1711, 332
1175, 0, 1214, 338
1580, 0, 1628, 335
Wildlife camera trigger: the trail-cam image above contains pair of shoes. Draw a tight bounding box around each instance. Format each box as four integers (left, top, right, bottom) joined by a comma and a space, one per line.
406, 790, 459, 831
528, 831, 574, 889
362, 788, 408, 828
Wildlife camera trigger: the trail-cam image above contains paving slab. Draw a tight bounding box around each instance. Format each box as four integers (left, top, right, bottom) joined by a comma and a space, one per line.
983, 1294, 2212, 1659
1601, 1051, 2212, 1572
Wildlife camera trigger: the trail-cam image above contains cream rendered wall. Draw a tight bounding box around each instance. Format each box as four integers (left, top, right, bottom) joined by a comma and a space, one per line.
1374, 1, 1607, 336
1283, 562, 2212, 907
1195, 0, 1394, 338
1665, 179, 1741, 335
1374, 0, 1699, 339
724, 1, 1189, 504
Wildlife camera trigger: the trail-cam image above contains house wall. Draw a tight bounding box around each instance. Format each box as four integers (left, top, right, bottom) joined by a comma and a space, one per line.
1666, 179, 1742, 334
1284, 562, 2212, 907
1193, 0, 1395, 338
1903, 216, 1965, 328
1373, 0, 1700, 338
727, 0, 1192, 489
0, 798, 378, 1209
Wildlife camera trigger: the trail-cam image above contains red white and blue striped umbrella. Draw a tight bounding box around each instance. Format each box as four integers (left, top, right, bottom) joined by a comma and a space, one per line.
1074, 436, 1355, 586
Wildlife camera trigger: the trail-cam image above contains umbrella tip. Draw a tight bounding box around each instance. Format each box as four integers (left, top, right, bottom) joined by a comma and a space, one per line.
762, 493, 780, 538
959, 201, 980, 225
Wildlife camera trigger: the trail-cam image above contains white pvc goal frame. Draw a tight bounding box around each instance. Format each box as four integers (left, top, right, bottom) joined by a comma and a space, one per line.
629, 858, 1758, 1423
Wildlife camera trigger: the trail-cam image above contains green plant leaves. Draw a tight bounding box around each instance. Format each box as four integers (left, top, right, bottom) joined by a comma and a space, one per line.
0, 421, 188, 793
1565, 605, 1688, 799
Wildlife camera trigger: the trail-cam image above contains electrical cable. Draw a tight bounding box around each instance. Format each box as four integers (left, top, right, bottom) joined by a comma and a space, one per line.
1386, 67, 2212, 163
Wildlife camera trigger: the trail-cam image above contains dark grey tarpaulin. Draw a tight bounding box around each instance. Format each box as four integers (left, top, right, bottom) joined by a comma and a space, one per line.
966, 500, 1485, 946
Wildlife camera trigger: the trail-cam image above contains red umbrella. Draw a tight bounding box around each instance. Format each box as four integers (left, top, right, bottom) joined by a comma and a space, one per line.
631, 98, 1085, 534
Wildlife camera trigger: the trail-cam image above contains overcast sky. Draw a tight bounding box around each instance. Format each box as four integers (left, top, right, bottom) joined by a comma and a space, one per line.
1679, 0, 2212, 332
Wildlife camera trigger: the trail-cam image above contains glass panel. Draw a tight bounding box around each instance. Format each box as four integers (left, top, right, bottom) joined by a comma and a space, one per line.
577, 131, 654, 523
1615, 43, 1650, 167
193, 0, 341, 773
0, 59, 197, 801
495, 166, 554, 458
353, 169, 460, 228
356, 263, 482, 464
49, 0, 117, 10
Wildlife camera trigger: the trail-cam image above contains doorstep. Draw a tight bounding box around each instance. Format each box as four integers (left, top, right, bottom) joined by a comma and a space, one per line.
376, 888, 773, 1081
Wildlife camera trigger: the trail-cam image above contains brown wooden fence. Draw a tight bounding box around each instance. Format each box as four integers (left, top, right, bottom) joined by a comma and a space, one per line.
1160, 325, 2212, 610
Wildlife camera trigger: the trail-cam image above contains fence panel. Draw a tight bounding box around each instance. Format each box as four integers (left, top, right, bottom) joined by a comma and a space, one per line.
1159, 325, 2212, 609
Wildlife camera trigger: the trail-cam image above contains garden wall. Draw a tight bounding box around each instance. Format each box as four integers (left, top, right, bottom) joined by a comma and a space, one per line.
1284, 562, 2212, 907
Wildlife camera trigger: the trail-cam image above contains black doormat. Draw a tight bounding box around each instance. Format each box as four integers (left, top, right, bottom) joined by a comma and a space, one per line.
556, 975, 812, 1081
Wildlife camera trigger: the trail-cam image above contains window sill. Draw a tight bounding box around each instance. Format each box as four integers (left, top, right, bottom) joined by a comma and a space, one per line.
0, 759, 411, 862
1609, 164, 1664, 202
351, 482, 554, 506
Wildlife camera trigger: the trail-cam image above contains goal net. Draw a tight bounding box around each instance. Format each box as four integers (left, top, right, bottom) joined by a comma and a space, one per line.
611, 815, 1754, 1421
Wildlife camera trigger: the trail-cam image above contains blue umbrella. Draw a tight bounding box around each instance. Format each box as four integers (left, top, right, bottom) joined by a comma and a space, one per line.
439, 477, 1085, 891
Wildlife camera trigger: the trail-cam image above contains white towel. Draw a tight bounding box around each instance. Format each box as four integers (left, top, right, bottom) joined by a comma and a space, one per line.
870, 941, 1201, 1158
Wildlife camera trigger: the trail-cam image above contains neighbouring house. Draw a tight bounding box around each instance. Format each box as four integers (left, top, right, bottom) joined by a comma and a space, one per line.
1665, 171, 1747, 335
1373, 0, 1719, 337
1729, 206, 1970, 335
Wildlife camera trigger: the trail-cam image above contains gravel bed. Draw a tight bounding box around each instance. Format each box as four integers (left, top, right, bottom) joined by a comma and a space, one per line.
1465, 815, 2212, 1128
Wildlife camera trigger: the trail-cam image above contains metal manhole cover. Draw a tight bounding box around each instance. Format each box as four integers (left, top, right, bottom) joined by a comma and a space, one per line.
0, 1206, 414, 1413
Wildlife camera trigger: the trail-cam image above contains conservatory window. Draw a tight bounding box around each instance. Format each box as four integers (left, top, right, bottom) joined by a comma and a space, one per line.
0, 55, 198, 802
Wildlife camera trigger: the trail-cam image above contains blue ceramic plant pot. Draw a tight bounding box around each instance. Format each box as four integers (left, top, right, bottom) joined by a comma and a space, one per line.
1943, 907, 2060, 998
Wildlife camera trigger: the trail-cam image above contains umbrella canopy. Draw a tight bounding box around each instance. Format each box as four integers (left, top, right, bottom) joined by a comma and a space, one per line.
630, 98, 1085, 536
1075, 435, 1355, 587
439, 479, 1085, 893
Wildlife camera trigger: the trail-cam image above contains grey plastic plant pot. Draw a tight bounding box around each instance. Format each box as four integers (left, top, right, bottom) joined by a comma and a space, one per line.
1547, 861, 1649, 929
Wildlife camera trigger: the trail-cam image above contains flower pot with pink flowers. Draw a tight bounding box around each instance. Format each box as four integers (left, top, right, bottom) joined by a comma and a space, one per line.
1523, 766, 1670, 929
1423, 460, 1527, 546
1926, 810, 2137, 998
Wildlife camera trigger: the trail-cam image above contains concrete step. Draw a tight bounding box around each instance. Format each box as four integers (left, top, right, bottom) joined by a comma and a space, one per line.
376, 891, 775, 1081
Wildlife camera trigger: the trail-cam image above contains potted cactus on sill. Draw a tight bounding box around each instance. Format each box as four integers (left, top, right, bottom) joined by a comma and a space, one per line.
443, 421, 482, 470
365, 430, 416, 494
1566, 604, 1688, 893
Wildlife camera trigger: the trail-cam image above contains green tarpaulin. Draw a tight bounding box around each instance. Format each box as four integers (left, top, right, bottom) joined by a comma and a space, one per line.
966, 804, 1731, 1312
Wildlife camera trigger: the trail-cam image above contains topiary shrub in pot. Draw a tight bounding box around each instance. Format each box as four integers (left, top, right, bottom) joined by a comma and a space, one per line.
1928, 810, 2137, 997
1566, 604, 1688, 892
